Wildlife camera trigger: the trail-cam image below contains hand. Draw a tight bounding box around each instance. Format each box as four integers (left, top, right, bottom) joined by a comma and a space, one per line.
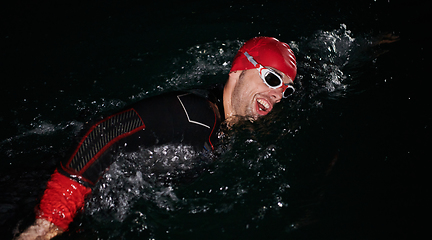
14, 219, 64, 240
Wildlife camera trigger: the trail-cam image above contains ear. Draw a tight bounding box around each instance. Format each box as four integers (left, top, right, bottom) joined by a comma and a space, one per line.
224, 71, 241, 95
227, 70, 242, 85
228, 70, 241, 79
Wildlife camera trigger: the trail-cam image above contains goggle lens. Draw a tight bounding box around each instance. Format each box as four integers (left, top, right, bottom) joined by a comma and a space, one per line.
244, 51, 295, 98
264, 72, 282, 87
262, 70, 295, 98
283, 85, 295, 98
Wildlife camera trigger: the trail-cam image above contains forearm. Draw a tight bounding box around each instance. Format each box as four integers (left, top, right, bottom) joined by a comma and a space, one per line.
15, 219, 63, 240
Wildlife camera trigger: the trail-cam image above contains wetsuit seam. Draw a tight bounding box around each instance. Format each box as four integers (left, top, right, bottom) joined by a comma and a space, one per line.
177, 93, 211, 129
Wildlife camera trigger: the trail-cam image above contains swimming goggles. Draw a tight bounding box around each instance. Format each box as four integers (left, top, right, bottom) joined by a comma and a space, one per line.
244, 51, 295, 98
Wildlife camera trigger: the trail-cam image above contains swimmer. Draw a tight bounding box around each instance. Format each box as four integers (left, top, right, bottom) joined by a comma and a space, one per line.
15, 36, 297, 240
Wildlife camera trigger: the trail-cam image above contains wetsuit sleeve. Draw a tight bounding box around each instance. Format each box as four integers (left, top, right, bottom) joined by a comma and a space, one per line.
36, 169, 91, 230
36, 109, 146, 230
59, 108, 146, 186
37, 92, 220, 230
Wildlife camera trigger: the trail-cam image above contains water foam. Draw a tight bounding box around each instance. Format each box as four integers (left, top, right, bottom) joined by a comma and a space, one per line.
293, 24, 358, 103
85, 144, 210, 222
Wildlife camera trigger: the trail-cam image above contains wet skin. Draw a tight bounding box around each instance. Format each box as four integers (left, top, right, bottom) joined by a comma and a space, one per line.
224, 67, 293, 122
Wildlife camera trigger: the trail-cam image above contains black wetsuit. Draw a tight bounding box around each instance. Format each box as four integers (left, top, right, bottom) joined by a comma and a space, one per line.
58, 88, 224, 188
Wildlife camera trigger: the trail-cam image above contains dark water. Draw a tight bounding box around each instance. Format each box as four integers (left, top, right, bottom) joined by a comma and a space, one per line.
1, 1, 427, 239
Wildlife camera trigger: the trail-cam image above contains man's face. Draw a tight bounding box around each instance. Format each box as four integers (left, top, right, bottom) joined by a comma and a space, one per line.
227, 67, 293, 121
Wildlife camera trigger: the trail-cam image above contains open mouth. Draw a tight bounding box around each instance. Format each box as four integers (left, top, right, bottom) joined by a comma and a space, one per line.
256, 98, 272, 115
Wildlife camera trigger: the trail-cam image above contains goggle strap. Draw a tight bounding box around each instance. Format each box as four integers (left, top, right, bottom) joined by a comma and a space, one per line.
244, 52, 259, 67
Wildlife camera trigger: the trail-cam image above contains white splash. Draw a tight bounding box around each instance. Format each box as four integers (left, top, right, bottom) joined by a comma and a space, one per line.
85, 144, 207, 222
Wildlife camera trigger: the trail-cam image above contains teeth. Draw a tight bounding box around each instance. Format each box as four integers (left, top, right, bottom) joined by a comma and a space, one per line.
257, 99, 270, 110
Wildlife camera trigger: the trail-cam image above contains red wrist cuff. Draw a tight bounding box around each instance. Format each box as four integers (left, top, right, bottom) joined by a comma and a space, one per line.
36, 169, 92, 230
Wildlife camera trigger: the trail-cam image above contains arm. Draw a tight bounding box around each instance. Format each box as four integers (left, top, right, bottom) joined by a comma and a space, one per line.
15, 92, 220, 239
15, 170, 91, 240
15, 108, 143, 239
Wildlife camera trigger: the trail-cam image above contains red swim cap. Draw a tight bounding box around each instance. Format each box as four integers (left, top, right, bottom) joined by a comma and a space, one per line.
230, 37, 297, 81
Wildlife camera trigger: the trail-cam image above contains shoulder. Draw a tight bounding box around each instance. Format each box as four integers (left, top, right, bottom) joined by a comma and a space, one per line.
175, 92, 218, 129
129, 91, 221, 150
131, 91, 218, 120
